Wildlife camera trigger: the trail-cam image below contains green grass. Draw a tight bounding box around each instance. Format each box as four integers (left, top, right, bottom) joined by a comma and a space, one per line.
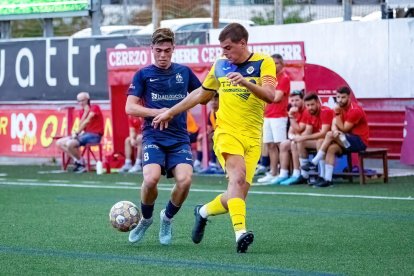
0, 165, 413, 275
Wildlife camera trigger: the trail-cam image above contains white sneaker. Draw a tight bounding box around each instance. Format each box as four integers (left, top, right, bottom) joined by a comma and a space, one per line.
255, 165, 268, 176
257, 172, 277, 183
128, 218, 153, 244
128, 164, 142, 173
193, 159, 201, 168
159, 209, 173, 245
193, 160, 202, 173
119, 163, 132, 173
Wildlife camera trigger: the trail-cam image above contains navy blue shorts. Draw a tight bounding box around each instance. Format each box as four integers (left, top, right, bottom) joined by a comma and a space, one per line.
77, 132, 102, 146
142, 140, 193, 178
344, 134, 367, 152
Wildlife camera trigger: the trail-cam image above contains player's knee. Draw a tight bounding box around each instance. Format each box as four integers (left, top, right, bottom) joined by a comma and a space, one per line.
230, 173, 247, 188
125, 137, 131, 146
327, 145, 340, 155
56, 140, 64, 148
280, 141, 290, 152
175, 174, 192, 190
68, 140, 79, 148
142, 174, 160, 189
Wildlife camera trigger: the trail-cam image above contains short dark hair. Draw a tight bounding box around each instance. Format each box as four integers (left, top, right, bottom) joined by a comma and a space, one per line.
337, 86, 351, 95
152, 28, 174, 45
218, 23, 248, 43
271, 53, 283, 60
290, 89, 304, 99
303, 92, 319, 102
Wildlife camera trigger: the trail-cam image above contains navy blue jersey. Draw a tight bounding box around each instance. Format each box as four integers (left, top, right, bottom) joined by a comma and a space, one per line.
128, 63, 201, 144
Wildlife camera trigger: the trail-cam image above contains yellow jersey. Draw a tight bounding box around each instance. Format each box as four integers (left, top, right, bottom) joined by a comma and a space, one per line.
202, 53, 276, 139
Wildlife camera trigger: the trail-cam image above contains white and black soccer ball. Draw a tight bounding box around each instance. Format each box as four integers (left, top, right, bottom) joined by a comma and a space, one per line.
109, 201, 141, 232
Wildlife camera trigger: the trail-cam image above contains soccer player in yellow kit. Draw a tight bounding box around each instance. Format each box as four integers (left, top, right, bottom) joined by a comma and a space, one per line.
153, 23, 276, 253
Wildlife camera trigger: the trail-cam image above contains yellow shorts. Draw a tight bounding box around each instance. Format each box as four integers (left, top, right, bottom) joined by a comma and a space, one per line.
213, 129, 261, 184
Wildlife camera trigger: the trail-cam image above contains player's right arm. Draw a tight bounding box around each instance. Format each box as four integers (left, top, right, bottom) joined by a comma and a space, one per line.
152, 87, 215, 130
125, 71, 167, 118
125, 95, 167, 118
152, 63, 219, 130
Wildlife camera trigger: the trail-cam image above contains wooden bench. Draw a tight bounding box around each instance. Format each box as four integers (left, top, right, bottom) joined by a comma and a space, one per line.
335, 148, 388, 185
307, 148, 388, 185
357, 148, 388, 185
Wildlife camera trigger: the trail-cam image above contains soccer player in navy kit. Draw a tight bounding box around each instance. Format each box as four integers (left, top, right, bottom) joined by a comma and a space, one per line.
125, 28, 201, 245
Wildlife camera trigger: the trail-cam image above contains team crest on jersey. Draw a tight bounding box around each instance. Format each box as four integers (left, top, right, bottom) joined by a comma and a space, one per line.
176, 73, 184, 83
246, 66, 254, 74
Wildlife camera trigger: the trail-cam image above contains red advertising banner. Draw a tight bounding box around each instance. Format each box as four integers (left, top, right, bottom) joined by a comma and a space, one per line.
0, 108, 114, 158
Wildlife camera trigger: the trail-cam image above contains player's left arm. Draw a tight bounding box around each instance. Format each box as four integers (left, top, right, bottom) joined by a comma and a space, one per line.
273, 90, 284, 103
335, 109, 360, 133
77, 110, 95, 134
226, 73, 275, 103
226, 56, 276, 103
298, 123, 330, 141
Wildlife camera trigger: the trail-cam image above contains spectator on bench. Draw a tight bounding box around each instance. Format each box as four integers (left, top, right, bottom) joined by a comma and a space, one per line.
303, 86, 369, 187
56, 92, 104, 173
272, 89, 307, 185
119, 115, 143, 173
275, 92, 334, 185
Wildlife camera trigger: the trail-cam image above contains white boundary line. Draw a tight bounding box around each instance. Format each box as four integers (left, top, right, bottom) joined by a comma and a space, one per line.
1, 180, 413, 201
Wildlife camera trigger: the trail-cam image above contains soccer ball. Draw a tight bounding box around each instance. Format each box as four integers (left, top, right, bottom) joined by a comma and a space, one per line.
109, 201, 141, 232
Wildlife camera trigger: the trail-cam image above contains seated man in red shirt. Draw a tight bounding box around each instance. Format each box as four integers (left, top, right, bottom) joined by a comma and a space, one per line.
279, 93, 334, 185
272, 89, 307, 185
307, 86, 369, 187
119, 115, 143, 173
56, 92, 104, 173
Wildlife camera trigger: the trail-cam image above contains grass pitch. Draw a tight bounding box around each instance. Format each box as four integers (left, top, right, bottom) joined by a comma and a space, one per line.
0, 165, 413, 275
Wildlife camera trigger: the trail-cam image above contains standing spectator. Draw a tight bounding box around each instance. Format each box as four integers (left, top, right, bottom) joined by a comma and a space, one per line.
257, 54, 290, 184
272, 90, 308, 185
56, 92, 103, 173
153, 23, 276, 253
289, 93, 334, 185
119, 115, 143, 173
194, 93, 220, 173
304, 86, 369, 187
125, 28, 202, 245
187, 110, 200, 145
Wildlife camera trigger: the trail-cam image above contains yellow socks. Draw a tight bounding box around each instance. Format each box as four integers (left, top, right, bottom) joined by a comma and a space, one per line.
227, 198, 246, 237
203, 194, 228, 217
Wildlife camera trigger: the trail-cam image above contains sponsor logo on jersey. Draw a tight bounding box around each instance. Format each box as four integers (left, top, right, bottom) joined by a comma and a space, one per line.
175, 73, 184, 83
246, 66, 254, 74
151, 93, 185, 101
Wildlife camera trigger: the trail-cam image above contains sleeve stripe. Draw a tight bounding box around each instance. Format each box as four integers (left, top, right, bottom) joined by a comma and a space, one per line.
202, 85, 217, 92
262, 75, 277, 87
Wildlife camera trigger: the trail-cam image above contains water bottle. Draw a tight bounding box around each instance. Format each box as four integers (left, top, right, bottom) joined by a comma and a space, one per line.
339, 134, 351, 148
96, 161, 103, 175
